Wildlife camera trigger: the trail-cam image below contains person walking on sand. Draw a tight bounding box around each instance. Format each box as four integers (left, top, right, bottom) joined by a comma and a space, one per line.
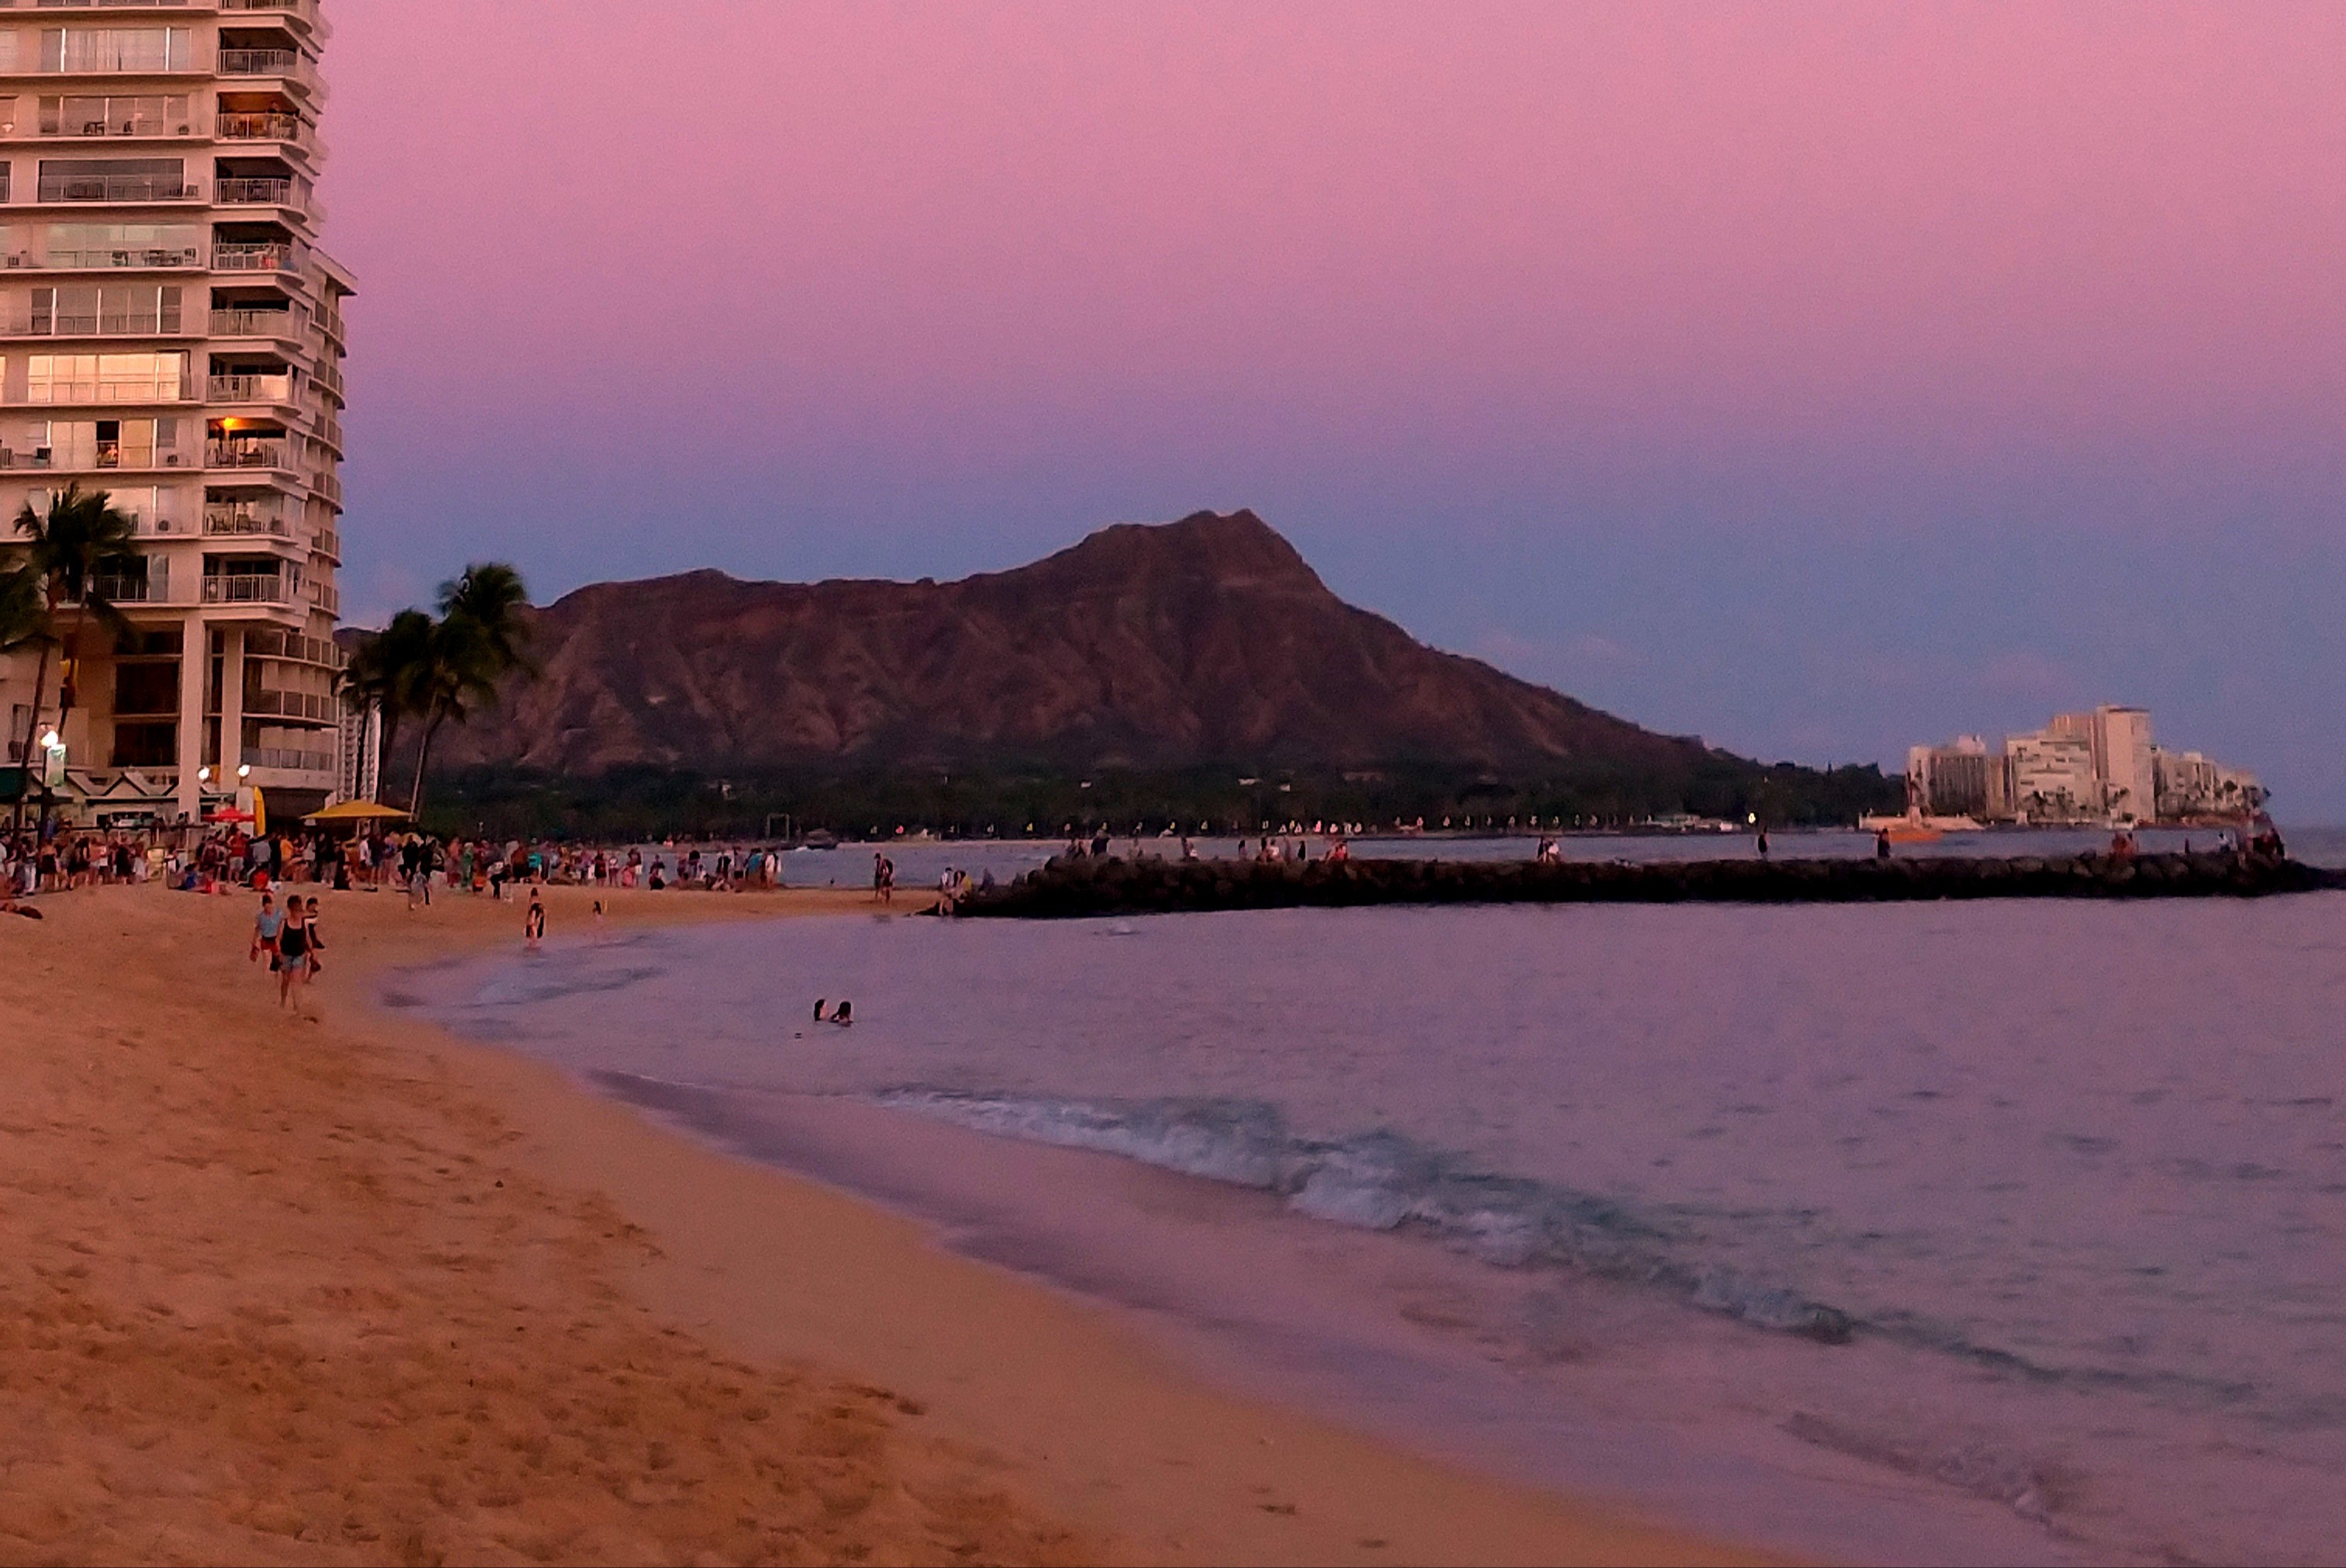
251, 892, 282, 970
302, 895, 326, 978
275, 900, 311, 1011
524, 890, 546, 949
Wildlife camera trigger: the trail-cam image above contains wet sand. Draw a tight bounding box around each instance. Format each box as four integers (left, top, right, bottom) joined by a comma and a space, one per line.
0, 882, 1757, 1566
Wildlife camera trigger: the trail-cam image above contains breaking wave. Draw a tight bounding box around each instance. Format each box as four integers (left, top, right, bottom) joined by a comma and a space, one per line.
872, 1089, 1856, 1342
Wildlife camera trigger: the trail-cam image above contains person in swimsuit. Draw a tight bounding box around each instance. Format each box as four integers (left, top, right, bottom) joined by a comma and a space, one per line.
524, 891, 546, 948
303, 896, 326, 977
275, 905, 310, 1009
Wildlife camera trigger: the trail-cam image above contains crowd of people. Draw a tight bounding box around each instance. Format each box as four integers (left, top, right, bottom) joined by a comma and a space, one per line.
0, 822, 809, 905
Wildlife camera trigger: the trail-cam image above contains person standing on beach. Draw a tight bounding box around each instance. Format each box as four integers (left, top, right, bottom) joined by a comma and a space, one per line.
303, 896, 325, 978
524, 890, 547, 949
275, 902, 310, 1011
250, 893, 282, 970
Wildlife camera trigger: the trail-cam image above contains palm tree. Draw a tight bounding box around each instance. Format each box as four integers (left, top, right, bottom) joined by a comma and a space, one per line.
0, 565, 45, 832
405, 562, 533, 816
338, 607, 434, 799
9, 485, 137, 831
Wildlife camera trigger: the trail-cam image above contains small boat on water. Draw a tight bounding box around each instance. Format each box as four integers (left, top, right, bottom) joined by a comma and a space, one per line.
1859, 812, 1983, 843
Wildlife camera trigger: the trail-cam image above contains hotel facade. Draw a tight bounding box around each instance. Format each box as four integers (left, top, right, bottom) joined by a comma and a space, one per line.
0, 0, 352, 826
1908, 706, 2264, 826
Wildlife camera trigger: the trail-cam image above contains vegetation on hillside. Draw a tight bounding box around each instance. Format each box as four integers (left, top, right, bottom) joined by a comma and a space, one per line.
417, 756, 1903, 843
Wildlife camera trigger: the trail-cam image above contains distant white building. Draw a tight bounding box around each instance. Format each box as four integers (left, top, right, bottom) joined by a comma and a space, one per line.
1906, 705, 2259, 825
2004, 729, 2099, 822
2153, 749, 2264, 820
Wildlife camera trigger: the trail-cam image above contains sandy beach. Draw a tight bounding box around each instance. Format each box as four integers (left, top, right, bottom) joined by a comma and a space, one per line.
0, 882, 1756, 1566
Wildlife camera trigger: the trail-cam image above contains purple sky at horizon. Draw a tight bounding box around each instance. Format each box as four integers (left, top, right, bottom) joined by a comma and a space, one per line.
320, 2, 2345, 812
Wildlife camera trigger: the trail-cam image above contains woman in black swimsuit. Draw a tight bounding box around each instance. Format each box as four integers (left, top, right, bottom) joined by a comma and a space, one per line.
275, 907, 310, 1009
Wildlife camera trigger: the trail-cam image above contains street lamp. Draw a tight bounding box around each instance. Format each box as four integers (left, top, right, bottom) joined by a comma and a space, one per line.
237, 763, 251, 780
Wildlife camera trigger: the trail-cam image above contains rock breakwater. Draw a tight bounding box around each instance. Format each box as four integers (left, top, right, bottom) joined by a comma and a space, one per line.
958, 851, 2345, 920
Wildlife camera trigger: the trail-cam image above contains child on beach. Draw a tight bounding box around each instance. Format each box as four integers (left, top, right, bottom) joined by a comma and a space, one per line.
251, 893, 282, 968
524, 891, 546, 948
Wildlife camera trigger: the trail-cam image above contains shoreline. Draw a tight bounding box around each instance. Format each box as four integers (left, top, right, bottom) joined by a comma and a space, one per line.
3, 882, 1755, 1565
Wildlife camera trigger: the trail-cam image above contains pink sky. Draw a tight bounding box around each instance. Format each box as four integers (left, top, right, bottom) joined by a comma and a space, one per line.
327, 2, 2341, 459
317, 1, 2346, 806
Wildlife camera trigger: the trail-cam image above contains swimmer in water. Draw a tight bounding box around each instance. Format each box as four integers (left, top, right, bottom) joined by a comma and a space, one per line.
831, 1000, 853, 1026
813, 997, 827, 1023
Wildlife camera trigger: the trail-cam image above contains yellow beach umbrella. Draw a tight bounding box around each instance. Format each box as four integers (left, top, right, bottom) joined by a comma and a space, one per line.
305, 799, 413, 826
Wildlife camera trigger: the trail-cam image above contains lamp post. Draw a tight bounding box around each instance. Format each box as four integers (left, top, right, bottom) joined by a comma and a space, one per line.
36, 729, 64, 841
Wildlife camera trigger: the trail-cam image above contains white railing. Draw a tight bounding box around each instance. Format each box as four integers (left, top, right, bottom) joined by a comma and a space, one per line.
37, 175, 199, 202
206, 439, 285, 469
201, 573, 292, 605
202, 504, 291, 537
208, 372, 293, 402
213, 241, 305, 273
216, 112, 303, 143
219, 48, 299, 76
7, 308, 187, 335
217, 177, 311, 212
91, 562, 167, 603
209, 306, 303, 338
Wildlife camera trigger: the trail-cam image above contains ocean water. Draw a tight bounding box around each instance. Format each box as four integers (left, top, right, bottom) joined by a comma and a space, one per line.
406, 847, 2346, 1564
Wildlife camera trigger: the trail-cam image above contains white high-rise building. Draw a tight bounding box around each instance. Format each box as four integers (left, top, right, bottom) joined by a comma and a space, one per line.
0, 2, 352, 826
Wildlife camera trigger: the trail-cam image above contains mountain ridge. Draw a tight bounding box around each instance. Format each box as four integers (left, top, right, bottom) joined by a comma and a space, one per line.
424, 511, 1780, 793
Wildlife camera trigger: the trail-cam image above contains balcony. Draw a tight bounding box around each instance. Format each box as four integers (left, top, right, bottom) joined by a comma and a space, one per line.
244, 745, 334, 777
220, 47, 296, 74
246, 628, 344, 670
237, 687, 335, 722
4, 306, 191, 337
0, 440, 187, 471
201, 572, 292, 606
35, 173, 200, 202
213, 241, 304, 273
208, 371, 292, 403
22, 99, 199, 140
202, 501, 292, 538
217, 50, 317, 95
207, 304, 302, 341
92, 565, 168, 604
216, 111, 303, 144
310, 524, 336, 559
223, 0, 320, 25
215, 175, 307, 209
206, 438, 285, 469
305, 468, 337, 502
19, 243, 205, 271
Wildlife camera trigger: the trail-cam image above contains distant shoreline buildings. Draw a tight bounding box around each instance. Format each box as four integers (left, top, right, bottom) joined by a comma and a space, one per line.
1907, 706, 2263, 826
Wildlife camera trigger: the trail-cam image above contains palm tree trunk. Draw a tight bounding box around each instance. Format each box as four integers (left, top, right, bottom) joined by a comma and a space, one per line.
35, 607, 88, 843
407, 709, 445, 817
11, 628, 54, 839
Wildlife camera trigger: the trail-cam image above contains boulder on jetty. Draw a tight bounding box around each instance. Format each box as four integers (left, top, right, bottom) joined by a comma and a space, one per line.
957, 850, 2344, 920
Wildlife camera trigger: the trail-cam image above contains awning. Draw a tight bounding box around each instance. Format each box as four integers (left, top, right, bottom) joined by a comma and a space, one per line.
303, 799, 413, 825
